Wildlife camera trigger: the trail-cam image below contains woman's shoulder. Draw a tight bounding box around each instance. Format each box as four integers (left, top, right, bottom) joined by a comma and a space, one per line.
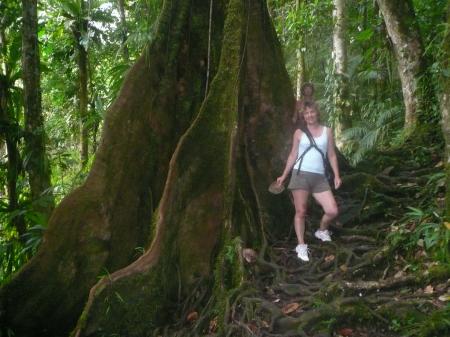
293, 128, 304, 139
323, 126, 335, 136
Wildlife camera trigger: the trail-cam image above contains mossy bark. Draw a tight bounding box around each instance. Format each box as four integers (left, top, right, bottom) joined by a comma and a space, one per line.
442, 1, 450, 220
0, 1, 226, 336
332, 0, 352, 143
70, 0, 294, 336
22, 0, 54, 216
376, 0, 427, 132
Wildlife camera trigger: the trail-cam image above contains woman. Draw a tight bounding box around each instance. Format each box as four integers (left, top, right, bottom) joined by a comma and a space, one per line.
277, 102, 341, 262
292, 83, 316, 125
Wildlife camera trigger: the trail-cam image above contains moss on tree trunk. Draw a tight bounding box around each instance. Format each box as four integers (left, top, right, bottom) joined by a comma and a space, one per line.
71, 0, 294, 335
442, 1, 450, 220
0, 1, 228, 336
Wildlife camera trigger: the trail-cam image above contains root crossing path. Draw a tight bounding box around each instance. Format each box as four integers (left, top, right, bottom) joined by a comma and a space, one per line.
163, 161, 450, 337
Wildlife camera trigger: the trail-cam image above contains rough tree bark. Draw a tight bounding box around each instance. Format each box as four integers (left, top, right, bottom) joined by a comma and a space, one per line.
72, 0, 293, 335
1, 0, 294, 336
332, 0, 351, 142
376, 0, 427, 132
442, 1, 450, 219
22, 0, 54, 217
0, 0, 232, 336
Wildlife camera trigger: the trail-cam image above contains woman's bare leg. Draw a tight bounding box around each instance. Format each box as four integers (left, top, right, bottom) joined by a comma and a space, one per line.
291, 189, 310, 244
312, 190, 339, 230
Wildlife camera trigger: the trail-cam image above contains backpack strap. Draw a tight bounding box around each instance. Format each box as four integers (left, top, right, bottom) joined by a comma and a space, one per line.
292, 128, 314, 175
303, 127, 328, 162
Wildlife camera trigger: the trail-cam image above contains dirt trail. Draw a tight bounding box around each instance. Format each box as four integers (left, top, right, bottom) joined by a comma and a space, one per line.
160, 158, 449, 337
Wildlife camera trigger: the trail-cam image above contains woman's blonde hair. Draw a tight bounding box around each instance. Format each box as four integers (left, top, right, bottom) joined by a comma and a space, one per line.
297, 101, 320, 126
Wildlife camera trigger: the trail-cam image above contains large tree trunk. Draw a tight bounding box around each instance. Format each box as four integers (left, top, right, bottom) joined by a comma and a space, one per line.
72, 0, 293, 335
332, 0, 351, 142
442, 1, 450, 220
376, 0, 426, 132
1, 0, 294, 336
21, 0, 54, 218
0, 0, 229, 335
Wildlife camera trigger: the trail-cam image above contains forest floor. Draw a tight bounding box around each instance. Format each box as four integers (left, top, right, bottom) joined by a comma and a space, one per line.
164, 147, 450, 337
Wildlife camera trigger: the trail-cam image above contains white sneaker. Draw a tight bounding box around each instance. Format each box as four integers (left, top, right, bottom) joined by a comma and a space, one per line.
314, 229, 332, 242
295, 244, 310, 262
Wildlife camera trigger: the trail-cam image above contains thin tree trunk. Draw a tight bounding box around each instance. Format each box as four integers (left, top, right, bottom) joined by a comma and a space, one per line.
295, 0, 306, 99
332, 0, 351, 142
376, 0, 426, 132
117, 0, 129, 62
442, 1, 450, 220
75, 0, 89, 167
0, 29, 26, 240
21, 0, 54, 217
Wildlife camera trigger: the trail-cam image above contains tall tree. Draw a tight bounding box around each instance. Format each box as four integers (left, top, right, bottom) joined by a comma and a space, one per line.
21, 0, 54, 217
58, 0, 91, 166
0, 11, 26, 240
295, 0, 306, 98
376, 0, 426, 132
0, 0, 293, 336
332, 0, 351, 140
442, 0, 450, 220
117, 0, 129, 63
75, 0, 89, 166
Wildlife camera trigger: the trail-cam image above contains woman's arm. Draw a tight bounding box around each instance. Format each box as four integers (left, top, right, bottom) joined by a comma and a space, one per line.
277, 129, 301, 185
327, 128, 342, 189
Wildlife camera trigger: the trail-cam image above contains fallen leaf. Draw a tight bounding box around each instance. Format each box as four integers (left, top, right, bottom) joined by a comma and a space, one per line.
340, 264, 348, 272
273, 298, 280, 303
261, 320, 270, 328
445, 222, 450, 230
417, 239, 424, 247
338, 327, 354, 336
248, 323, 258, 333
394, 270, 404, 279
242, 248, 257, 263
186, 311, 198, 322
208, 317, 218, 333
424, 285, 434, 294
438, 294, 450, 302
325, 255, 335, 262
281, 302, 300, 315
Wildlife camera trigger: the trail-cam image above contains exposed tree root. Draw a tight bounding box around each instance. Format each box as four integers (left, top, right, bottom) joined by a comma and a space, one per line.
155, 154, 448, 337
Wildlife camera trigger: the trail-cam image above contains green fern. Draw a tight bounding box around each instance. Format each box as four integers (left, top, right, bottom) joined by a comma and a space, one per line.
342, 104, 402, 164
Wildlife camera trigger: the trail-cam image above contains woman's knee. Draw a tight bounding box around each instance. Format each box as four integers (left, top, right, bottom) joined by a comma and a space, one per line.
295, 207, 307, 219
325, 205, 338, 219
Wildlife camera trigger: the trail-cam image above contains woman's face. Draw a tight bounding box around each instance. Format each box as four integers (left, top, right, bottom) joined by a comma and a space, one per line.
303, 107, 318, 125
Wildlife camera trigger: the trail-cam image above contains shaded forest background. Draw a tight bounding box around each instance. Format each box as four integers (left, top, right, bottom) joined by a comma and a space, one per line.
0, 0, 449, 336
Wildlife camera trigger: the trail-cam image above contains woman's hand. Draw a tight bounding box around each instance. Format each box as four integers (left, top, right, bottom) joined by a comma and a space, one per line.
276, 176, 286, 186
334, 176, 342, 190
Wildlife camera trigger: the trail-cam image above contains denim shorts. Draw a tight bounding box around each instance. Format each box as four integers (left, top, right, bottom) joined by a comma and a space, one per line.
288, 170, 330, 193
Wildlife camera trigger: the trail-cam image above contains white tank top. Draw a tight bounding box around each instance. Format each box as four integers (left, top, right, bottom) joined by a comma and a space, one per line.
293, 127, 328, 174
